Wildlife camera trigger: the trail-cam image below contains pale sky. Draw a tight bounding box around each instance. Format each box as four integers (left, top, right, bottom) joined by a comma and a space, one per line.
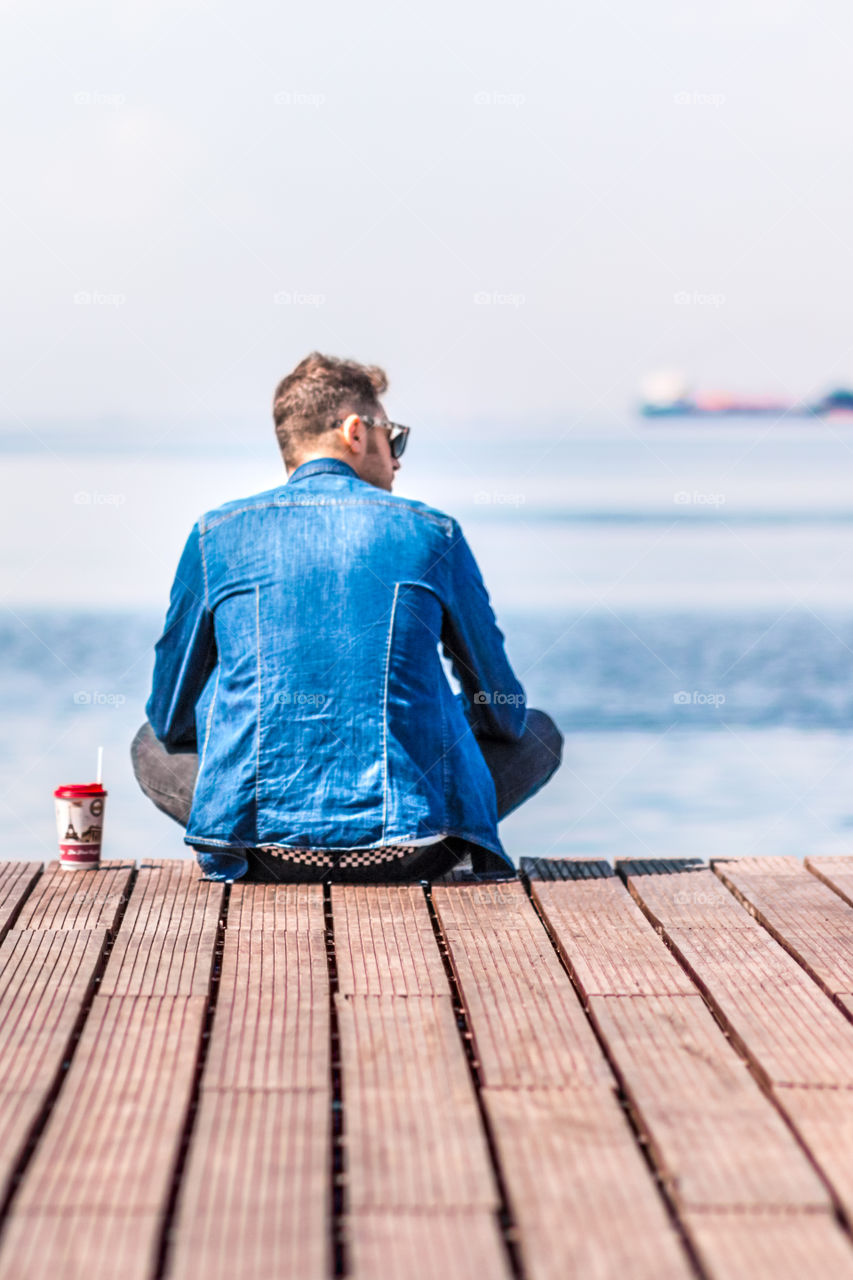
2, 0, 852, 443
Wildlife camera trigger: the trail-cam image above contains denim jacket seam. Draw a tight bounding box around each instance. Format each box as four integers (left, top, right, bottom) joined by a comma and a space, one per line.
184, 834, 256, 850
198, 665, 220, 775
202, 497, 453, 536
380, 582, 400, 842
183, 828, 507, 856
440, 675, 450, 829
254, 584, 262, 841
198, 525, 211, 609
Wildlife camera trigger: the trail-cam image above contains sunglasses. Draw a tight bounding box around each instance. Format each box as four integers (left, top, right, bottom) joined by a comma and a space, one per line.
332, 415, 410, 460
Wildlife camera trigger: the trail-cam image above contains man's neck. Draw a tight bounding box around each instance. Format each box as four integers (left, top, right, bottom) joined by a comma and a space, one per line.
286, 452, 350, 478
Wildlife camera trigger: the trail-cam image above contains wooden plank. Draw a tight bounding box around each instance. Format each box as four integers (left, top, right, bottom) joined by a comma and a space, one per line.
806, 855, 853, 907
116, 858, 219, 934
99, 862, 222, 997
13, 994, 206, 1214
0, 1211, 161, 1280
773, 1085, 853, 1223
527, 862, 833, 1212
715, 856, 853, 999
621, 862, 853, 1087
0, 861, 41, 941
713, 857, 803, 876
440, 922, 614, 1088
684, 1210, 853, 1280
668, 930, 853, 1088
100, 925, 219, 997
0, 929, 106, 1095
332, 885, 449, 996
432, 880, 539, 931
168, 1088, 329, 1280
202, 929, 329, 1091
588, 994, 828, 1210
0, 930, 107, 1203
348, 1212, 511, 1280
529, 866, 697, 997
521, 856, 614, 880
15, 862, 133, 933
336, 994, 498, 1209
483, 1088, 692, 1280
227, 882, 325, 932
433, 884, 613, 1088
619, 859, 757, 928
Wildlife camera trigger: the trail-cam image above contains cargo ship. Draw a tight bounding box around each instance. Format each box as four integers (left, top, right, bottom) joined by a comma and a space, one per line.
638, 372, 853, 419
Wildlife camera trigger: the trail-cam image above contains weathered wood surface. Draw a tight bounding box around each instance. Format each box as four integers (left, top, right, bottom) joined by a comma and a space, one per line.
621, 856, 853, 1248
0, 861, 221, 1280
620, 858, 853, 1086
805, 854, 853, 907
348, 1211, 511, 1280
531, 862, 829, 1220
170, 882, 330, 1280
714, 855, 853, 1002
433, 878, 691, 1278
336, 993, 498, 1210
433, 880, 614, 1089
169, 1087, 330, 1280
332, 884, 447, 996
0, 861, 44, 940
15, 861, 133, 933
0, 857, 852, 1278
203, 927, 329, 1090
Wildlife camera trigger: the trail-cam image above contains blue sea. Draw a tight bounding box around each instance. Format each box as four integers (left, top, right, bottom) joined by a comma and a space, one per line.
4, 420, 853, 865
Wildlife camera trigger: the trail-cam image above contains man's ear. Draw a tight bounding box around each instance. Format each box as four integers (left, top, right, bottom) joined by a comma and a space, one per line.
340, 414, 363, 453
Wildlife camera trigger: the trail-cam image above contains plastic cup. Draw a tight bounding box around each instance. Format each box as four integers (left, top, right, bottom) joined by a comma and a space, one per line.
54, 783, 107, 870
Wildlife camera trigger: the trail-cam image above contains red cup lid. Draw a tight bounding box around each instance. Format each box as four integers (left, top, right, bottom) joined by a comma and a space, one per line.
54, 783, 107, 799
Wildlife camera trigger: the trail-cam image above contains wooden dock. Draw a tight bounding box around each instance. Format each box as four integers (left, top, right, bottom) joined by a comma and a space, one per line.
0, 854, 853, 1277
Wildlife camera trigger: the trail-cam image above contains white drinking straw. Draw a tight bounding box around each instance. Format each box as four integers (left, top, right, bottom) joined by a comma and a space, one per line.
96, 746, 103, 785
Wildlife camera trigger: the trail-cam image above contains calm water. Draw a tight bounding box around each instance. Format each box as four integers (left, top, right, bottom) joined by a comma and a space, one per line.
4, 421, 853, 865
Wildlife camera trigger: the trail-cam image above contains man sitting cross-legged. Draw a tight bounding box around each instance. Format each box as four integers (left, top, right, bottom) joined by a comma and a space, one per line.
132, 352, 563, 882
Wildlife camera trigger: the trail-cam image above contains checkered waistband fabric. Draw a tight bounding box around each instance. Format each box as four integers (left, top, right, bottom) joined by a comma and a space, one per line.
256, 843, 418, 869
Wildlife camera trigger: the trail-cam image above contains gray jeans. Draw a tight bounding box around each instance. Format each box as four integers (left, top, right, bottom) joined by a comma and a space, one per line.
131, 708, 563, 881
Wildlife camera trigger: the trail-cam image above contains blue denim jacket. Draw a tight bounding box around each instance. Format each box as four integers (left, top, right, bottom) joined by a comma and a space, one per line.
146, 457, 527, 877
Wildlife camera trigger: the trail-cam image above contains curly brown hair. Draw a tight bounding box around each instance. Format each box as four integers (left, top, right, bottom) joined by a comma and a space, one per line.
272, 352, 388, 466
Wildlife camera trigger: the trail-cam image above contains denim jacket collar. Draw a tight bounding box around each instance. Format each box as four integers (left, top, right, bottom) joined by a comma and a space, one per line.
287, 457, 359, 485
